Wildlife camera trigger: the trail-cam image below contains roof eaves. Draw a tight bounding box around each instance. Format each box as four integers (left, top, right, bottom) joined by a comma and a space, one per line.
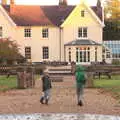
65, 39, 102, 46
86, 4, 104, 27
0, 5, 16, 26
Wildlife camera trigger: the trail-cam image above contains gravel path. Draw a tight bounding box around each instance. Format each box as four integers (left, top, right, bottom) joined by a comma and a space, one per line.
0, 76, 119, 115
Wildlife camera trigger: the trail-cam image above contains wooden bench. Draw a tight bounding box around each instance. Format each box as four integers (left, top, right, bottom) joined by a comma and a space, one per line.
93, 70, 111, 79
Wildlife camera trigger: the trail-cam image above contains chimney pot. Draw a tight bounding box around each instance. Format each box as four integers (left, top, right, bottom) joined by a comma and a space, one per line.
59, 0, 67, 6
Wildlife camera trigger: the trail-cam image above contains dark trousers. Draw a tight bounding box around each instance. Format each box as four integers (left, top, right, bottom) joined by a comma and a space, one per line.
76, 85, 84, 102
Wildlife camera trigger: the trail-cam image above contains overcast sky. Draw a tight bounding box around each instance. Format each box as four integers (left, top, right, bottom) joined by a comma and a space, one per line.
1, 0, 102, 6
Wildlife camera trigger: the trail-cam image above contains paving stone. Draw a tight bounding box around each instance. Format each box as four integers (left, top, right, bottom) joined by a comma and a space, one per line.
0, 114, 119, 120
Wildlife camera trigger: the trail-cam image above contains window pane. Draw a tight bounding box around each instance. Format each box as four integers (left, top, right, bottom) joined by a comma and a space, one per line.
78, 27, 87, 38
43, 47, 49, 59
24, 28, 31, 37
76, 48, 78, 62
83, 28, 87, 37
78, 28, 82, 37
80, 51, 82, 62
81, 10, 85, 17
0, 27, 2, 37
69, 51, 71, 62
88, 51, 90, 62
42, 28, 48, 38
25, 47, 31, 59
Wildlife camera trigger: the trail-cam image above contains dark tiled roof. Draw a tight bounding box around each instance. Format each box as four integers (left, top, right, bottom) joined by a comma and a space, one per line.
40, 6, 75, 26
2, 5, 102, 26
65, 39, 101, 46
91, 6, 102, 21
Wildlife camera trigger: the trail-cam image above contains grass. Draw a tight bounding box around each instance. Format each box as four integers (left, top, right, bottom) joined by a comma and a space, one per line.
0, 75, 17, 91
0, 74, 40, 92
35, 74, 40, 80
94, 75, 120, 102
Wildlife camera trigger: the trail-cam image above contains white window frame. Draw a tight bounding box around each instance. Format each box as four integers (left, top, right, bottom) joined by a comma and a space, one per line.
76, 47, 90, 63
95, 47, 97, 62
78, 27, 87, 38
43, 47, 49, 59
24, 28, 31, 38
25, 47, 31, 59
81, 10, 85, 17
0, 26, 2, 37
42, 28, 49, 38
68, 48, 71, 62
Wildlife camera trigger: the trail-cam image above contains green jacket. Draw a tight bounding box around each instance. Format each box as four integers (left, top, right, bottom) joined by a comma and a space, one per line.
75, 65, 86, 87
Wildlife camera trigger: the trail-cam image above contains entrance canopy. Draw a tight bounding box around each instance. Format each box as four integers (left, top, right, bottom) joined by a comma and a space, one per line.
65, 39, 101, 46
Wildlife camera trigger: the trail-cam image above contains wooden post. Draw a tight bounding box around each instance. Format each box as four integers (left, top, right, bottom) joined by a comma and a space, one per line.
85, 72, 94, 88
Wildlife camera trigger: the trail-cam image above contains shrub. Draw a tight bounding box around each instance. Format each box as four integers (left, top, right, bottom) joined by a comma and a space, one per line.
0, 38, 25, 65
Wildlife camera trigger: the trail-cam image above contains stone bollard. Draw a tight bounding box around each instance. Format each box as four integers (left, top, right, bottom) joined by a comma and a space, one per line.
85, 72, 94, 88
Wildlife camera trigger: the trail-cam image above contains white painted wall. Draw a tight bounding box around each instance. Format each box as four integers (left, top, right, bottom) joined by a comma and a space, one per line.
0, 7, 16, 39
61, 3, 103, 62
16, 26, 60, 62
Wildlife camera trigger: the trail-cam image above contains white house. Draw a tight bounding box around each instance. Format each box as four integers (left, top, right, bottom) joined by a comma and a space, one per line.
0, 0, 104, 64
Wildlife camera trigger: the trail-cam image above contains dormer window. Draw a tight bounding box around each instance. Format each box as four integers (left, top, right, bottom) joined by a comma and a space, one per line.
78, 27, 87, 38
81, 10, 85, 17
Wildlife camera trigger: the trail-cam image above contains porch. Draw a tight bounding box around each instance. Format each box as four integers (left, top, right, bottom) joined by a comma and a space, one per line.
64, 39, 102, 65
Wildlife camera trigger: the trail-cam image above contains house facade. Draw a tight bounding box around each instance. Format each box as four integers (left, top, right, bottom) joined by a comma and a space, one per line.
0, 0, 104, 64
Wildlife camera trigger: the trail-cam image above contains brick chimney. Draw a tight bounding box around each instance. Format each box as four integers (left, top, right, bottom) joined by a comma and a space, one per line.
1, 0, 7, 5
97, 0, 101, 8
59, 0, 67, 6
10, 0, 15, 14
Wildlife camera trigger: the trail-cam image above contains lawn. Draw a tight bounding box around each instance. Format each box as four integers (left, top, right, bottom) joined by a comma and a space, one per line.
0, 75, 17, 91
94, 75, 120, 102
0, 74, 40, 92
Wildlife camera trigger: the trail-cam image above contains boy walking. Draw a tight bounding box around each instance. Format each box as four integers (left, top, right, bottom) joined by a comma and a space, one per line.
75, 65, 86, 106
40, 69, 52, 105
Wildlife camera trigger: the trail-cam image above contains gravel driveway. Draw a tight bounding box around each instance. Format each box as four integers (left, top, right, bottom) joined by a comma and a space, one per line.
0, 76, 119, 115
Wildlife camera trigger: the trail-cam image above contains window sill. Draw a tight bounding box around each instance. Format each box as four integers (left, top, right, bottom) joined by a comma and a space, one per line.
77, 37, 88, 39
24, 37, 32, 40
42, 37, 49, 39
